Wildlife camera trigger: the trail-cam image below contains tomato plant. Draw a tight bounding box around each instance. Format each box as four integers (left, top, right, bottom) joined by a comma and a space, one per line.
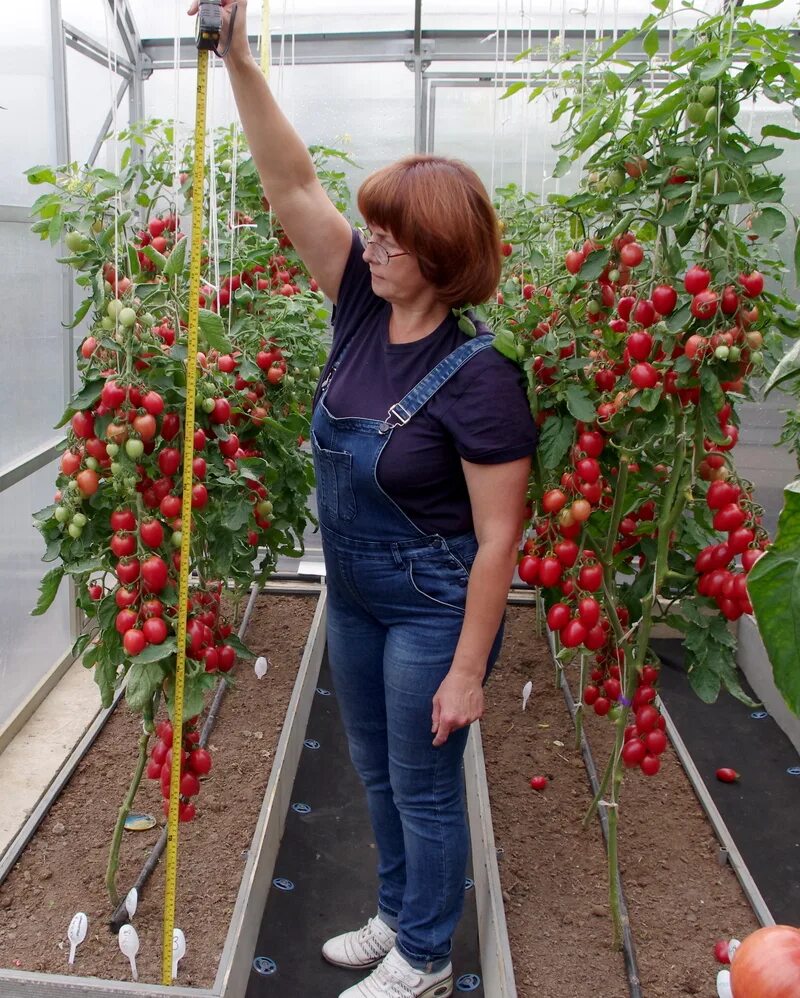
27, 122, 344, 905
488, 0, 800, 947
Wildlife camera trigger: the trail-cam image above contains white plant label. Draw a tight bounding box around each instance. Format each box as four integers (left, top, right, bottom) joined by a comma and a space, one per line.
716, 969, 733, 998
728, 938, 741, 961
67, 911, 88, 966
254, 656, 269, 679
124, 887, 138, 921
172, 927, 186, 979
118, 923, 140, 981
522, 680, 533, 711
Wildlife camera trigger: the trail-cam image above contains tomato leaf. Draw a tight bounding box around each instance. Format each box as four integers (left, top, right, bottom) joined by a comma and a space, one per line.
552, 155, 572, 180
642, 27, 659, 58
751, 205, 786, 239
25, 165, 58, 185
65, 297, 93, 330
658, 202, 691, 228
142, 245, 167, 272
492, 328, 518, 362
538, 413, 576, 470
748, 480, 800, 716
130, 637, 177, 665
71, 631, 93, 659
31, 566, 64, 616
761, 124, 800, 141
198, 309, 234, 354
764, 338, 800, 395
55, 379, 105, 428
164, 237, 187, 277
65, 556, 106, 576
126, 660, 167, 712
224, 633, 254, 659
743, 145, 782, 165
501, 81, 527, 100
565, 384, 596, 423
578, 249, 610, 281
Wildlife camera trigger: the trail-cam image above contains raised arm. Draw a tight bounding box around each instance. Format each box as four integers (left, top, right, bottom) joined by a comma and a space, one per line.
188, 0, 353, 301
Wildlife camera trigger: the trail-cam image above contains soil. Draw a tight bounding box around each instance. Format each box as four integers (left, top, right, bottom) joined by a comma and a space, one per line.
0, 593, 317, 988
482, 605, 759, 998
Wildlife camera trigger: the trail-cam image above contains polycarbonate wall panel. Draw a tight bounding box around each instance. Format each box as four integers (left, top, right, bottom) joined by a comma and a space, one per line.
0, 461, 73, 728
431, 83, 582, 199
66, 47, 131, 166
61, 0, 130, 61
0, 222, 68, 469
143, 62, 415, 212
2, 1, 57, 207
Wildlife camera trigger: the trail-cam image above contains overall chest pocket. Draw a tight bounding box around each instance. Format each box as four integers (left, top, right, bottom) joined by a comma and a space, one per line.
312, 432, 357, 522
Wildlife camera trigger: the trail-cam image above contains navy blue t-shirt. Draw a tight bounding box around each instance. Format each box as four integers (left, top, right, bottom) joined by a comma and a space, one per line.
315, 228, 538, 536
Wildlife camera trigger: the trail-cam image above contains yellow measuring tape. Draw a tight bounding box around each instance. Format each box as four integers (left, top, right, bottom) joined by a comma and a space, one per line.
161, 41, 210, 986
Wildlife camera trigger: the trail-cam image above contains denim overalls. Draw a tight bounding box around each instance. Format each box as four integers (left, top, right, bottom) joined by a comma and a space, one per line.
311, 332, 504, 973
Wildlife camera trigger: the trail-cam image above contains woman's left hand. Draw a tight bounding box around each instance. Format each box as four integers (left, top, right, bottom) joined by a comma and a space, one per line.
431, 671, 484, 747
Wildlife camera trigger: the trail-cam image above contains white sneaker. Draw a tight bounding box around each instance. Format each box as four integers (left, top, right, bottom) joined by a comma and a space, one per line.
323, 914, 397, 970
338, 946, 453, 998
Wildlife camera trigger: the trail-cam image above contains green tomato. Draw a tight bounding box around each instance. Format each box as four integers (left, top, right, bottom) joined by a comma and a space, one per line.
728, 346, 741, 363
110, 462, 124, 476
84, 456, 99, 471
125, 475, 138, 489
119, 307, 138, 328
65, 231, 88, 253
72, 512, 87, 528
687, 102, 707, 125
171, 530, 183, 548
283, 375, 295, 388
749, 349, 763, 366
310, 365, 321, 380
125, 439, 145, 459
607, 169, 626, 189
202, 397, 216, 413
676, 156, 696, 173
220, 158, 232, 172
140, 312, 156, 328
723, 99, 740, 120
107, 299, 124, 319
106, 442, 119, 458
257, 499, 273, 518
715, 345, 730, 361
702, 171, 718, 192
68, 522, 83, 539
705, 105, 719, 125
586, 300, 602, 316
698, 85, 717, 106
54, 506, 70, 523
101, 316, 115, 331
607, 269, 620, 283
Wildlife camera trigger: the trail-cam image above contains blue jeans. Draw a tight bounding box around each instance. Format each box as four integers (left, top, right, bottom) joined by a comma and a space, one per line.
323, 526, 503, 973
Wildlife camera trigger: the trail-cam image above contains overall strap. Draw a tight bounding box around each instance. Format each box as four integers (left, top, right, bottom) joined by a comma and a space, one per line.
379, 334, 494, 433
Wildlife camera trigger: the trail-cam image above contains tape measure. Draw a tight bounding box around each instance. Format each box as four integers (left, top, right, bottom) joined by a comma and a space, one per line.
160, 36, 212, 987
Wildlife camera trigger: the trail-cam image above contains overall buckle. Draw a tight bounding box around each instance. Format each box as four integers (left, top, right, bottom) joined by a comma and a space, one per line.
378, 402, 412, 435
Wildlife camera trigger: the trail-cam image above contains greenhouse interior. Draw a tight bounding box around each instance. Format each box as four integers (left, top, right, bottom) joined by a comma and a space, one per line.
1, 1, 799, 996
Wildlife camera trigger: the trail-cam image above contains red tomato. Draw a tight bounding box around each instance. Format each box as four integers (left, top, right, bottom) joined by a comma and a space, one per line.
622, 739, 647, 768
142, 391, 164, 416
141, 555, 169, 593
651, 284, 677, 315
76, 469, 99, 496
192, 457, 207, 479
640, 754, 661, 776
518, 555, 540, 586
218, 644, 236, 671
576, 458, 601, 483
645, 729, 668, 756
210, 398, 231, 424
554, 540, 579, 567
739, 270, 764, 297
188, 748, 212, 776
578, 563, 603, 592
577, 431, 603, 458
142, 616, 168, 644
619, 242, 644, 267
627, 331, 653, 361
716, 767, 740, 783
191, 484, 209, 509
538, 557, 562, 588
219, 433, 240, 458
111, 532, 136, 558
577, 597, 601, 629
632, 299, 656, 327
565, 249, 585, 274
123, 628, 147, 656
684, 265, 711, 294
560, 619, 587, 648
691, 289, 719, 320
133, 413, 157, 441
730, 925, 800, 998
529, 776, 548, 792
142, 598, 163, 618
160, 494, 181, 518
541, 489, 567, 514
630, 362, 659, 390
61, 451, 82, 476
546, 603, 571, 631
161, 412, 180, 440
115, 608, 138, 634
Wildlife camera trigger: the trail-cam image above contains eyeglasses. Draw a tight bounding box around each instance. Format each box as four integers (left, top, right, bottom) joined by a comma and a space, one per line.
357, 227, 409, 266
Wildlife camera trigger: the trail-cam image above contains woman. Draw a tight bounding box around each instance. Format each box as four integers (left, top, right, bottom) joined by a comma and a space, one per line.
190, 3, 538, 995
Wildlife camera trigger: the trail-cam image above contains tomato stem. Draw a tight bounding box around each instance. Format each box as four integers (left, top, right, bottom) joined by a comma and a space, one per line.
106, 727, 151, 906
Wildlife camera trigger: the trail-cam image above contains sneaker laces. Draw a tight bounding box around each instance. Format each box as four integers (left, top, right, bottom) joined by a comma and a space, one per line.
368, 949, 423, 998
355, 917, 395, 963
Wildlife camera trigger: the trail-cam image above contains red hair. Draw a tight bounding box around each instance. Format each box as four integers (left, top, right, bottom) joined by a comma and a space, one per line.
357, 155, 501, 307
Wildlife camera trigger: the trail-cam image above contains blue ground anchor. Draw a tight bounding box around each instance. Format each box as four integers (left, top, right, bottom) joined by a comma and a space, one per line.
750, 710, 769, 719
316, 687, 333, 696
252, 956, 277, 976
292, 802, 312, 815
464, 878, 474, 891
304, 738, 321, 749
456, 973, 482, 991
272, 877, 295, 892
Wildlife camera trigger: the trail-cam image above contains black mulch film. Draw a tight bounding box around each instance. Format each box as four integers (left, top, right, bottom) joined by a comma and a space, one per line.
246, 651, 484, 998
653, 637, 800, 926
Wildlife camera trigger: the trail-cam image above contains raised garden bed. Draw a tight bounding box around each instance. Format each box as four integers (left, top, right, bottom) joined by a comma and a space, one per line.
0, 591, 324, 996
481, 604, 760, 998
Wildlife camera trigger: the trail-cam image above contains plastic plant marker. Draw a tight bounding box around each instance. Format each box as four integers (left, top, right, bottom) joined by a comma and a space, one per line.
522, 680, 533, 711
119, 923, 140, 981
717, 969, 733, 997
124, 813, 157, 831
125, 888, 138, 921
172, 928, 186, 980
67, 912, 87, 965
727, 938, 741, 961
255, 656, 269, 679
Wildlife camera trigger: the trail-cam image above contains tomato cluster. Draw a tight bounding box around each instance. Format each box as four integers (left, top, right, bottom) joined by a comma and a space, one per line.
146, 719, 212, 823
134, 212, 182, 274
695, 480, 767, 621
